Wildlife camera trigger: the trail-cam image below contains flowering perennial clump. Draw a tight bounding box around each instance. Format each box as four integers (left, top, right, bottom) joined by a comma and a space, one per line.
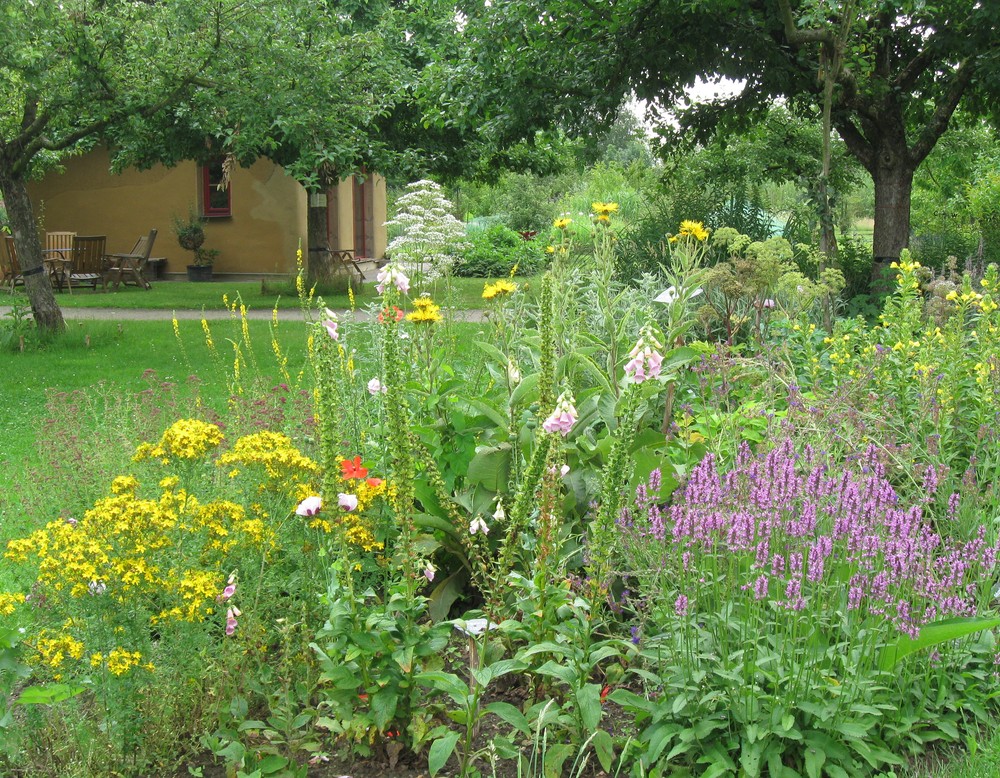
216, 430, 320, 498
133, 418, 223, 463
622, 438, 999, 636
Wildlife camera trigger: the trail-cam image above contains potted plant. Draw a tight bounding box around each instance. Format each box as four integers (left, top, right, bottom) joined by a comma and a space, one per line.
172, 210, 218, 281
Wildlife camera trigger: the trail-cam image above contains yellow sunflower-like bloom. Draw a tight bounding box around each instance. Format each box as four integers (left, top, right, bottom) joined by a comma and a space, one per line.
482, 279, 518, 300
591, 202, 619, 217
553, 217, 572, 229
677, 220, 710, 241
406, 303, 443, 324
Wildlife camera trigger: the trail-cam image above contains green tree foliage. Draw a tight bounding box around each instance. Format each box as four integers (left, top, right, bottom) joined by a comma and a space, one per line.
0, 0, 252, 330
433, 0, 1000, 270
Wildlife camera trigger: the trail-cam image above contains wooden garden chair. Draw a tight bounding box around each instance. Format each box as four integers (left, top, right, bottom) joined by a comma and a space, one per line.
67, 235, 108, 292
2, 236, 25, 294
43, 231, 76, 291
104, 229, 157, 290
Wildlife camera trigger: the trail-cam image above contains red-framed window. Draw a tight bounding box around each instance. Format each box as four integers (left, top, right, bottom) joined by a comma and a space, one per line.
201, 159, 231, 217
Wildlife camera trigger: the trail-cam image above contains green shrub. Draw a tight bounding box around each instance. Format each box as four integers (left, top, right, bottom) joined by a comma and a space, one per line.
453, 224, 547, 277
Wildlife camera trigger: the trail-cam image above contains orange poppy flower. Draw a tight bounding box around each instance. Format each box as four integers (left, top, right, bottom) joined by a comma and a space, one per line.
341, 456, 369, 479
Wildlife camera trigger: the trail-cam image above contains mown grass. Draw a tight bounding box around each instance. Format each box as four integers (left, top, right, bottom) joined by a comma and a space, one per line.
43, 274, 537, 311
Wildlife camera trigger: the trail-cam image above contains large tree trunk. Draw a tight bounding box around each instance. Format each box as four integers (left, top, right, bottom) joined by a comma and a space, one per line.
871, 159, 915, 262
0, 164, 65, 332
306, 190, 330, 284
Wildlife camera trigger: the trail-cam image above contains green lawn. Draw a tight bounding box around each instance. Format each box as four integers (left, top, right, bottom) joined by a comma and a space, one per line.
43, 274, 533, 311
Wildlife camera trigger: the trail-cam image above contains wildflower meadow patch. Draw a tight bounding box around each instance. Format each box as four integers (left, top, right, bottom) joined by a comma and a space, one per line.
2, 211, 1000, 778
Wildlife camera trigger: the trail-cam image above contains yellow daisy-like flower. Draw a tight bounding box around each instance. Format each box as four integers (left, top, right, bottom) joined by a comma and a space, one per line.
591, 202, 619, 216
482, 279, 518, 300
553, 217, 572, 229
412, 296, 435, 310
406, 304, 443, 324
677, 220, 710, 241
546, 245, 556, 254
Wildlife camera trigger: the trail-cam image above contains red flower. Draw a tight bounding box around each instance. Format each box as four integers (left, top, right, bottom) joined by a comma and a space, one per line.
600, 685, 611, 704
366, 477, 383, 488
378, 306, 403, 324
341, 456, 369, 480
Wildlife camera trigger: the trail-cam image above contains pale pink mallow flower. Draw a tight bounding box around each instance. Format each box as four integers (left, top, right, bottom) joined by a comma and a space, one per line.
367, 377, 387, 395
226, 606, 241, 636
338, 493, 359, 512
376, 264, 411, 295
624, 326, 665, 384
542, 391, 578, 436
295, 496, 322, 516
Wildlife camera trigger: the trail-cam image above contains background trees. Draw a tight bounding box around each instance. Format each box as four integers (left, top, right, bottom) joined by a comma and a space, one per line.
0, 0, 256, 331
435, 0, 1000, 271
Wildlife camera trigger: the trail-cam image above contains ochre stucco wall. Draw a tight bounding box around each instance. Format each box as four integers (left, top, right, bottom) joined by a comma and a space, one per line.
27, 149, 387, 276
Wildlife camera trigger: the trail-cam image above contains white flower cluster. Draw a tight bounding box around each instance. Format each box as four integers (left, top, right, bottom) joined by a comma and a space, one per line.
384, 180, 469, 282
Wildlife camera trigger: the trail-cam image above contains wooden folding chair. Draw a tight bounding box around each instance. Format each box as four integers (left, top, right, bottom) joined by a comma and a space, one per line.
68, 235, 108, 292
2, 236, 25, 294
104, 229, 157, 290
43, 231, 76, 291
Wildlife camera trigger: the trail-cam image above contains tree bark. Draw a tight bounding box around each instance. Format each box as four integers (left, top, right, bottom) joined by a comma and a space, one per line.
306, 191, 330, 284
0, 162, 65, 332
871, 160, 914, 261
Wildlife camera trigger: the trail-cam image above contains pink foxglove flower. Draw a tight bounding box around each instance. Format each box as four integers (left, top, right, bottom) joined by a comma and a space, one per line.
295, 496, 322, 516
493, 502, 505, 522
624, 326, 665, 384
218, 582, 236, 602
225, 606, 241, 637
338, 493, 359, 511
367, 377, 387, 395
424, 562, 436, 582
321, 318, 339, 340
376, 264, 411, 295
542, 391, 578, 436
469, 516, 489, 535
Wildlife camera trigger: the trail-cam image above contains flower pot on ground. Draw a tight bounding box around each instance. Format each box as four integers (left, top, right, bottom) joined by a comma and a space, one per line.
172, 209, 219, 280
186, 263, 213, 282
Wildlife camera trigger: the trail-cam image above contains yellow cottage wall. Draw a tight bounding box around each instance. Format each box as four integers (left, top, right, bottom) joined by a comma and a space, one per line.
27, 148, 386, 277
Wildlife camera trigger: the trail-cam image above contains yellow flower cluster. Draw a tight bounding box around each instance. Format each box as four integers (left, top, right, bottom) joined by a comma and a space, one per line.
106, 648, 143, 676
482, 279, 518, 300
35, 631, 85, 668
0, 591, 26, 616
553, 217, 572, 229
134, 419, 224, 463
217, 431, 320, 498
406, 296, 443, 324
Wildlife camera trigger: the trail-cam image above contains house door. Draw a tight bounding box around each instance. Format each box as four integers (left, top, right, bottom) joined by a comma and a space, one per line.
353, 175, 373, 258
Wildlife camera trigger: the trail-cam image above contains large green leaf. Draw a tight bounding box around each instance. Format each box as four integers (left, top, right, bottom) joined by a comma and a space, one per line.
466, 443, 512, 491
16, 683, 85, 705
428, 731, 460, 777
428, 569, 469, 622
878, 616, 1000, 670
